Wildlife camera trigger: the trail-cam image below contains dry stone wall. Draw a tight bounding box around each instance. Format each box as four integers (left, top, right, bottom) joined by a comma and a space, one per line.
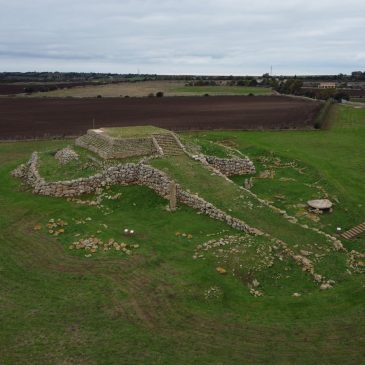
205, 156, 256, 176
110, 137, 157, 158
12, 152, 259, 235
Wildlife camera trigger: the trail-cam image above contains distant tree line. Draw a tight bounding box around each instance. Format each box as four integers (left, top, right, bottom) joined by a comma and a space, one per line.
1, 71, 364, 84
185, 78, 258, 87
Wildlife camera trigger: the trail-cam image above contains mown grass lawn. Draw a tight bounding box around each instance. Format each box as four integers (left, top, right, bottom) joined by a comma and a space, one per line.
0, 105, 364, 364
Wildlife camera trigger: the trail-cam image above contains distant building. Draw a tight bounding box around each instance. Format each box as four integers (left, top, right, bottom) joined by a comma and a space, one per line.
318, 82, 336, 89
351, 71, 364, 78
303, 81, 320, 88
347, 82, 365, 90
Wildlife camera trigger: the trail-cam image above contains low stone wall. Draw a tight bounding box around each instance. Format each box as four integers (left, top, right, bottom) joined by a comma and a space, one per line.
205, 156, 256, 176
177, 190, 253, 232
12, 153, 259, 235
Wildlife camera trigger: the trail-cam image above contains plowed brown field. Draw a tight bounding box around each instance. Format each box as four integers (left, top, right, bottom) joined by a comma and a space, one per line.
0, 96, 322, 139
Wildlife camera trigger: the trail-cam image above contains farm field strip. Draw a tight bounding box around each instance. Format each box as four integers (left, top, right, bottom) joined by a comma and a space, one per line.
0, 96, 322, 139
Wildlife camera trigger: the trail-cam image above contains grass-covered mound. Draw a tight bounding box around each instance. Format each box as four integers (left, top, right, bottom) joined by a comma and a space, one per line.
103, 125, 170, 138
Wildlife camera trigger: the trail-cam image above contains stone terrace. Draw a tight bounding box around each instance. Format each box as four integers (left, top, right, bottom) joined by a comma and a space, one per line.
76, 126, 185, 159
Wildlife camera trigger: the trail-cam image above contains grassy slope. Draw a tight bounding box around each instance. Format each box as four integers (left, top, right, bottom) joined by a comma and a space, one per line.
104, 125, 169, 138
0, 106, 364, 364
150, 155, 329, 246
183, 105, 364, 239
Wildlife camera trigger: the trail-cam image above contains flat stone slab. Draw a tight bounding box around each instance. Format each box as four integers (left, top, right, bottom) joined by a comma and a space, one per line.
307, 199, 333, 210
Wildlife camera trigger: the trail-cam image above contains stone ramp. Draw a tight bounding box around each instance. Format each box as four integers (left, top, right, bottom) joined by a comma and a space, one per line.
153, 133, 185, 156
341, 222, 365, 239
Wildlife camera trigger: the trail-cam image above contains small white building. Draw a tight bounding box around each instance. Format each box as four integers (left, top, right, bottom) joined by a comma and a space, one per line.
318, 82, 336, 89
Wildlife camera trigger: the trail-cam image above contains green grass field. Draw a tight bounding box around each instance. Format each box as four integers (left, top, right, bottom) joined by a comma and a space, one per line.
182, 105, 365, 243
0, 105, 364, 364
22, 81, 272, 98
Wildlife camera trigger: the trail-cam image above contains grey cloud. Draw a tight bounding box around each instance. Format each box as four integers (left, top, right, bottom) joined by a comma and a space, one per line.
0, 0, 364, 74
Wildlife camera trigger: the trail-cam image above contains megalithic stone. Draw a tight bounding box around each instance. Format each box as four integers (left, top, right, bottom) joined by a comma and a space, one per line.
169, 181, 177, 212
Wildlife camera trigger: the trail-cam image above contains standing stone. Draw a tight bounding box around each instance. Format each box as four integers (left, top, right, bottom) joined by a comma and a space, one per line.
244, 177, 253, 190
169, 181, 177, 212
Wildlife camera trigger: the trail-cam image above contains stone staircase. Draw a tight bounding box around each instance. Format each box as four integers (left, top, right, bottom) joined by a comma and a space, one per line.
153, 133, 185, 156
341, 222, 365, 240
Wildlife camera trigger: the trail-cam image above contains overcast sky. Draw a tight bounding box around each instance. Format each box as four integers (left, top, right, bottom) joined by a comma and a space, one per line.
0, 0, 364, 75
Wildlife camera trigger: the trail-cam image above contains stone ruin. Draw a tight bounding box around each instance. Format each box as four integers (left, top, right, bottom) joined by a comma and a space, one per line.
205, 156, 256, 176
55, 146, 79, 165
75, 126, 185, 159
12, 152, 258, 235
11, 125, 258, 235
75, 126, 256, 177
12, 127, 356, 293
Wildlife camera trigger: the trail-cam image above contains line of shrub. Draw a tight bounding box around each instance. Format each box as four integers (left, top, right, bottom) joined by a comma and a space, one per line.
314, 98, 334, 129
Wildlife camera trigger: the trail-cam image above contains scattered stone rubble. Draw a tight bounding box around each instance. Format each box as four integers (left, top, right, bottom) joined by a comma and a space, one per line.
54, 147, 79, 165
204, 286, 223, 301
70, 236, 139, 255
268, 236, 337, 290
258, 170, 275, 179
195, 233, 341, 293
250, 288, 263, 297
46, 218, 68, 236
347, 250, 365, 273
